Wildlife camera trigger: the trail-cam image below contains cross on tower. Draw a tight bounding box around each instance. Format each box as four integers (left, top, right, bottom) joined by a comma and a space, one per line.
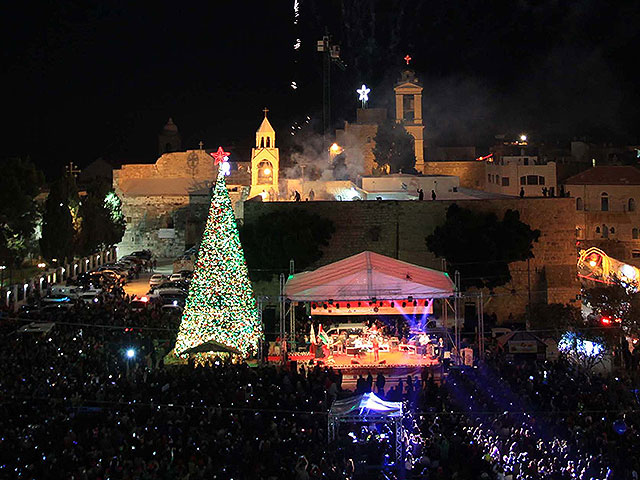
263, 107, 269, 117
198, 141, 204, 150
404, 54, 412, 65
66, 161, 81, 178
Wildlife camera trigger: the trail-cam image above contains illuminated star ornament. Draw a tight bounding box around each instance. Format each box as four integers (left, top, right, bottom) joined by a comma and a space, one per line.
211, 146, 231, 176
357, 84, 370, 108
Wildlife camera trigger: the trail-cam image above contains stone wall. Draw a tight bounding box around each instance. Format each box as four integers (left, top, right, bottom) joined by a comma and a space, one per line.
422, 161, 486, 190
244, 197, 580, 323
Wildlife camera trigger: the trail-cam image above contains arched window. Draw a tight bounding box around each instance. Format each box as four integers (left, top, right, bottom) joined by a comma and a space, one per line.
602, 225, 609, 238
595, 226, 601, 234
610, 227, 615, 234
633, 228, 639, 239
260, 137, 264, 148
266, 137, 271, 148
601, 192, 609, 211
257, 160, 273, 184
576, 197, 583, 210
629, 198, 636, 212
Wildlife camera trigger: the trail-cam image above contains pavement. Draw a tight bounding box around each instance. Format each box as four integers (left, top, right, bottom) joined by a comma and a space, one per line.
123, 261, 174, 298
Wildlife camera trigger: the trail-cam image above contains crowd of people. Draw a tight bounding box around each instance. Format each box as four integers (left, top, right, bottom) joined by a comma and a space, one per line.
2, 283, 640, 479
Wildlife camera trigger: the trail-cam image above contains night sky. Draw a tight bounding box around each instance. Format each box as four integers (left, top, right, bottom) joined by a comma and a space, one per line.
3, 1, 639, 178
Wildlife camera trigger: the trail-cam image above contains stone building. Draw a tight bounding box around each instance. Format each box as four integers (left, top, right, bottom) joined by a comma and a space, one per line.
249, 110, 280, 200
244, 197, 580, 323
335, 67, 425, 174
565, 166, 640, 266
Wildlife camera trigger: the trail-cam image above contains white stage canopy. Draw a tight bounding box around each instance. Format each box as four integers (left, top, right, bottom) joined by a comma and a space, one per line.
285, 251, 455, 302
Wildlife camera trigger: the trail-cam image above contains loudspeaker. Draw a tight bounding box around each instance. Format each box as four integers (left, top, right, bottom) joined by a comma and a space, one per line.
351, 359, 360, 365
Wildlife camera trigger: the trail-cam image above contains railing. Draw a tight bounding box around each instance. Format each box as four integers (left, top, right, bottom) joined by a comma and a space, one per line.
1, 246, 118, 311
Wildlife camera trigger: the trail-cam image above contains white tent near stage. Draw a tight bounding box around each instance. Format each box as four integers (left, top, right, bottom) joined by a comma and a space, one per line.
285, 251, 455, 301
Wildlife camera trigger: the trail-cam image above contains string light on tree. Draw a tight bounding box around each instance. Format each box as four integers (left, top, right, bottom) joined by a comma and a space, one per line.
174, 146, 262, 359
357, 84, 371, 108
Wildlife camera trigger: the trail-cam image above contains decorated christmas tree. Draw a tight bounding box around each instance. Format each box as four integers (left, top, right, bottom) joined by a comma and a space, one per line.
174, 147, 262, 358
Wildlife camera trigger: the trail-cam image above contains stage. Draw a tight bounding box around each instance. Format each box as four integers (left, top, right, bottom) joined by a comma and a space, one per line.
268, 350, 441, 370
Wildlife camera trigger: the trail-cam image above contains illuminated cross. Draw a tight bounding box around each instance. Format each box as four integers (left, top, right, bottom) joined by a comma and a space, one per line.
66, 161, 81, 178
198, 141, 204, 150
263, 107, 269, 117
404, 54, 412, 65
356, 84, 370, 108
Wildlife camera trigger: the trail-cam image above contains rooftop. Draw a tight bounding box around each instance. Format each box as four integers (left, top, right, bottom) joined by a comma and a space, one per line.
564, 166, 640, 185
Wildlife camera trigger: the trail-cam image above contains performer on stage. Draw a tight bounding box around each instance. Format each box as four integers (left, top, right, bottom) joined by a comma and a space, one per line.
372, 335, 380, 362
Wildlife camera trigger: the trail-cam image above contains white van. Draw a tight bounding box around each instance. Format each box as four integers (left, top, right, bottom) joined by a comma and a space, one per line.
325, 323, 368, 337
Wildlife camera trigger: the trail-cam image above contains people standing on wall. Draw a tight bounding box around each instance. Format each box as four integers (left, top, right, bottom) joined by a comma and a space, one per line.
431, 190, 437, 200
520, 187, 525, 198
417, 188, 424, 200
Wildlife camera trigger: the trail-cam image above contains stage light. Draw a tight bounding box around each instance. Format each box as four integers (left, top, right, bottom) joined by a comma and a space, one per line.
413, 300, 417, 306
374, 307, 379, 313
372, 297, 377, 302
328, 298, 334, 304
390, 302, 394, 308
408, 296, 413, 302
126, 349, 136, 359
402, 302, 406, 308
323, 304, 327, 309
311, 303, 317, 309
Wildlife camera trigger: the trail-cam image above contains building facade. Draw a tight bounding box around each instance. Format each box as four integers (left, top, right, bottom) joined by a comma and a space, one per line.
565, 166, 640, 265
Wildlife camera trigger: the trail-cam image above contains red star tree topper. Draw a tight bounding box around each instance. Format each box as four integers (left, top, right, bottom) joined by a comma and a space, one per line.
210, 146, 230, 165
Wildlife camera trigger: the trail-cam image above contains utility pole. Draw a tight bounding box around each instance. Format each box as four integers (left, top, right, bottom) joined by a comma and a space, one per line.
317, 29, 345, 145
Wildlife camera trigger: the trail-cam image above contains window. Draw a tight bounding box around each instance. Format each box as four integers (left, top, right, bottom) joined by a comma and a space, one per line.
496, 175, 501, 184
257, 160, 274, 184
633, 228, 639, 239
501, 177, 510, 186
260, 138, 264, 148
595, 226, 601, 234
538, 176, 545, 185
576, 197, 583, 210
488, 174, 491, 183
633, 250, 640, 258
266, 137, 271, 147
520, 176, 526, 185
602, 225, 609, 238
523, 157, 529, 165
610, 227, 615, 234
629, 198, 636, 212
601, 193, 609, 211
526, 175, 539, 185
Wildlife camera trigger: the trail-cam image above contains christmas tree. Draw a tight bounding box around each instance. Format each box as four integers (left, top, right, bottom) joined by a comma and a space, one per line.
174, 147, 262, 358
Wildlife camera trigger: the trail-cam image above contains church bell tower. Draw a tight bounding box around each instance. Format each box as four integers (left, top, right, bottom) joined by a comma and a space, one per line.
250, 108, 279, 200
394, 69, 425, 170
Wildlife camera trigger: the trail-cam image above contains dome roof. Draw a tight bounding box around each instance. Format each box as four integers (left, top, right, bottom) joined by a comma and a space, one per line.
162, 117, 179, 134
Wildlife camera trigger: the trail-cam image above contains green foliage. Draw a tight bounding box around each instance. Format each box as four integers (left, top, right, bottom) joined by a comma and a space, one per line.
528, 303, 582, 336
40, 178, 76, 262
372, 120, 417, 174
240, 209, 335, 281
0, 157, 44, 267
426, 204, 540, 289
77, 181, 126, 255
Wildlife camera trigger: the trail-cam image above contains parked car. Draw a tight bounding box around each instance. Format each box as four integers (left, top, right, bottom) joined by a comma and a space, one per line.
130, 296, 152, 312
161, 304, 183, 316
50, 286, 82, 299
131, 250, 152, 260
170, 272, 188, 283
149, 274, 167, 288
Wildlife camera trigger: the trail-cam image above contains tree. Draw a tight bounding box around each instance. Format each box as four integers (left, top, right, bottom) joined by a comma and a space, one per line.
40, 178, 76, 263
372, 120, 417, 174
77, 181, 125, 255
0, 157, 44, 267
240, 209, 335, 282
426, 204, 540, 289
174, 160, 262, 358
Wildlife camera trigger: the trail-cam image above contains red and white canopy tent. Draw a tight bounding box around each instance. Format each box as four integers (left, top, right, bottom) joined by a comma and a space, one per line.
285, 251, 455, 315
